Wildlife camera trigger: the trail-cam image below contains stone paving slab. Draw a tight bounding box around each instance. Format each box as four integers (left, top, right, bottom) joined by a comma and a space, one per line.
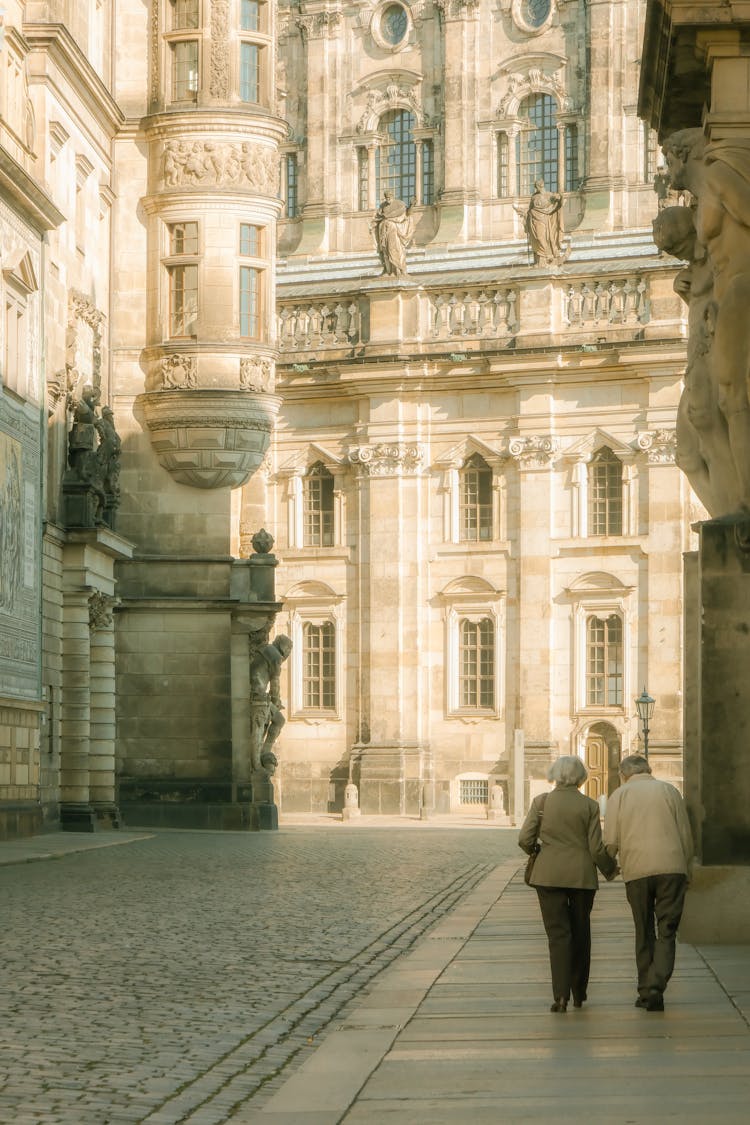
0, 829, 154, 865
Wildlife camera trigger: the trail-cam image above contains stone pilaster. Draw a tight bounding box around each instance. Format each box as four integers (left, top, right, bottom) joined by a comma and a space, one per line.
60, 589, 95, 830
435, 0, 480, 242
88, 594, 119, 825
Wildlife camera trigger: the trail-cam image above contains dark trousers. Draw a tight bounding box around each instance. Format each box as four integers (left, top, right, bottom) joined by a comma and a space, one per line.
535, 887, 596, 1002
625, 874, 688, 997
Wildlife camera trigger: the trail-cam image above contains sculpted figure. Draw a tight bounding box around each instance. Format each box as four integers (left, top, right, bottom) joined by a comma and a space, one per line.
371, 191, 415, 277
95, 406, 122, 514
664, 128, 750, 512
652, 207, 741, 514
249, 635, 293, 774
516, 179, 567, 266
68, 385, 100, 482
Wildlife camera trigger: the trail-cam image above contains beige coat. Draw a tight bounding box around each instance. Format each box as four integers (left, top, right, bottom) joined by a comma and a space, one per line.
603, 773, 694, 883
518, 786, 616, 889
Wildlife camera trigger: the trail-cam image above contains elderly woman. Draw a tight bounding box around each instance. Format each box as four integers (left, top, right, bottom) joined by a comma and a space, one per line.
519, 756, 617, 1013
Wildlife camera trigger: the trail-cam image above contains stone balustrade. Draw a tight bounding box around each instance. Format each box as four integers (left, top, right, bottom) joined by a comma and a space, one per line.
278, 299, 361, 351
564, 276, 649, 327
427, 287, 518, 340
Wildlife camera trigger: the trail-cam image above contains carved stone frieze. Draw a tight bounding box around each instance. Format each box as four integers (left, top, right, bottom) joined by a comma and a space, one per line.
149, 0, 159, 108
161, 353, 197, 390
357, 83, 430, 134
297, 11, 343, 40
240, 355, 276, 393
508, 436, 558, 468
636, 430, 677, 465
348, 443, 425, 476
210, 0, 230, 99
161, 140, 279, 194
498, 68, 573, 117
435, 0, 480, 21
88, 591, 115, 632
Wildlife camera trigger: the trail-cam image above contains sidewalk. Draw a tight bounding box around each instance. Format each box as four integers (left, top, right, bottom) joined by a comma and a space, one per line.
248, 860, 750, 1124
0, 829, 153, 865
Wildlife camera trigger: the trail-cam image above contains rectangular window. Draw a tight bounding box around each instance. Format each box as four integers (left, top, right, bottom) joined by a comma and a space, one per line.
304, 467, 335, 546
241, 0, 261, 31
459, 780, 489, 806
644, 124, 659, 183
589, 450, 623, 536
172, 40, 199, 100
240, 223, 262, 257
171, 221, 199, 255
586, 615, 623, 707
285, 153, 299, 218
4, 293, 26, 395
240, 42, 260, 103
421, 140, 434, 205
565, 124, 580, 191
171, 0, 199, 29
239, 266, 261, 339
460, 619, 495, 710
497, 133, 509, 198
357, 148, 369, 212
460, 458, 493, 542
169, 264, 198, 337
303, 622, 336, 710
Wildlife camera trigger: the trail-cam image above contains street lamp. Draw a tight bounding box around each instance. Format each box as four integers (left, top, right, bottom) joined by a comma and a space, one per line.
635, 687, 655, 760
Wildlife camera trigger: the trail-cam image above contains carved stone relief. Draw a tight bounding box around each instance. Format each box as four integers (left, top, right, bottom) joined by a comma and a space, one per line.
348, 443, 425, 476
210, 0, 230, 99
434, 0, 480, 21
240, 355, 276, 393
161, 354, 197, 389
508, 435, 558, 468
88, 591, 115, 631
161, 140, 279, 194
497, 68, 572, 117
297, 11, 343, 40
66, 290, 105, 404
357, 83, 430, 134
149, 0, 159, 108
636, 430, 677, 465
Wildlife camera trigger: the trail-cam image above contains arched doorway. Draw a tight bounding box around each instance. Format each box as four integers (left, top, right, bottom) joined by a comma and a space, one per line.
584, 722, 621, 800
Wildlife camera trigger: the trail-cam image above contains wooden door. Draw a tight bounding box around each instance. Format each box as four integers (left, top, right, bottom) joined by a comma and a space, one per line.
585, 736, 607, 801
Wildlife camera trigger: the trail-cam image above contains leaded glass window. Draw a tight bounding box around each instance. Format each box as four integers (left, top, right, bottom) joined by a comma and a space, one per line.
376, 109, 416, 204
516, 93, 558, 195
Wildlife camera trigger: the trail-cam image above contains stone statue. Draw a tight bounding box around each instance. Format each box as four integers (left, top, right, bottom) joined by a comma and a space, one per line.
652, 206, 741, 516
371, 191, 415, 277
515, 179, 567, 266
65, 387, 123, 527
67, 383, 100, 484
248, 635, 293, 774
664, 128, 750, 512
95, 405, 122, 522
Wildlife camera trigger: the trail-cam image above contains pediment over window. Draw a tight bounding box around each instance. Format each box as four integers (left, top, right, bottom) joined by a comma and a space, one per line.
2, 249, 38, 294
284, 579, 340, 600
564, 571, 633, 597
438, 576, 505, 609
277, 442, 344, 476
562, 429, 636, 463
434, 435, 505, 470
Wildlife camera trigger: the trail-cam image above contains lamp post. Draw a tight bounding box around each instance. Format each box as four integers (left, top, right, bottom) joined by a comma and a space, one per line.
635, 687, 655, 761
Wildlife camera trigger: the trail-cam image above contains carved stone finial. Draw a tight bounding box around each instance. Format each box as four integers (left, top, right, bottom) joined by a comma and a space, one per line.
252, 528, 275, 555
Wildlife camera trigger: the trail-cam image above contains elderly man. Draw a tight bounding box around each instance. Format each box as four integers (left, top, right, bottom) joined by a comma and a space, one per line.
604, 755, 694, 1011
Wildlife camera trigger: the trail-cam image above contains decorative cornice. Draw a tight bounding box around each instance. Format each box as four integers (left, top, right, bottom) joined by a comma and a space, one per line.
434, 0, 480, 22
297, 11, 343, 41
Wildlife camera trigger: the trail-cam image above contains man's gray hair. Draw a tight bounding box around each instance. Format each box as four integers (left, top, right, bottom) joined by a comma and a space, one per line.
547, 755, 588, 787
618, 754, 652, 779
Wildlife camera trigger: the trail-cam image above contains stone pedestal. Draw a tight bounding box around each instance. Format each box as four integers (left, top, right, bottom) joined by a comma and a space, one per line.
249, 769, 278, 831
356, 744, 428, 817
341, 782, 361, 821
679, 516, 750, 942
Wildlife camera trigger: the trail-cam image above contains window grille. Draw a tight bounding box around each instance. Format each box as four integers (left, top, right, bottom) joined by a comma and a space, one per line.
516, 94, 558, 195
459, 779, 489, 805
588, 447, 623, 536
303, 622, 336, 710
285, 154, 298, 218
421, 140, 434, 205
304, 463, 335, 546
586, 615, 623, 706
460, 454, 493, 541
375, 109, 416, 203
459, 618, 495, 709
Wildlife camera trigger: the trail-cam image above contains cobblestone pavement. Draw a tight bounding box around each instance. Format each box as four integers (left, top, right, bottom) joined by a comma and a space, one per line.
1, 826, 521, 1125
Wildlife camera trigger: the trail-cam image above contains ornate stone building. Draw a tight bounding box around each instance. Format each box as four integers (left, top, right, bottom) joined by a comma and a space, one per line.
0, 0, 698, 836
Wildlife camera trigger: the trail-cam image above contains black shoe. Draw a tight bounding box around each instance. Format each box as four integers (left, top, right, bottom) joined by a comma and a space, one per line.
634, 996, 648, 1008
572, 994, 585, 1008
550, 998, 568, 1013
645, 991, 664, 1012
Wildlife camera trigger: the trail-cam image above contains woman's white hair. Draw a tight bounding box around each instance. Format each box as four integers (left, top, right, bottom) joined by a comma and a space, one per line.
547, 755, 588, 787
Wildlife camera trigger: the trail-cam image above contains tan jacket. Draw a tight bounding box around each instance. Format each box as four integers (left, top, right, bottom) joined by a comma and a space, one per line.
518, 786, 616, 889
603, 774, 694, 883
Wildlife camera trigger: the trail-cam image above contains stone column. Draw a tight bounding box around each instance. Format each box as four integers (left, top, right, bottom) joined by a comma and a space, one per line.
349, 438, 432, 816
60, 590, 95, 831
88, 594, 119, 825
582, 0, 627, 229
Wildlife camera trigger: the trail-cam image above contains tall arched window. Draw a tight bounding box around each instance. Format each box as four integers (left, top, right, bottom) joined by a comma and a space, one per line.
460, 618, 495, 709
516, 93, 558, 194
588, 447, 623, 536
303, 462, 334, 546
460, 454, 492, 541
586, 614, 623, 707
376, 109, 416, 202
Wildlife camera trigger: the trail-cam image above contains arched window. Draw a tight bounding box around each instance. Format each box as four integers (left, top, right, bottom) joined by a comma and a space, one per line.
303, 462, 334, 546
586, 614, 623, 707
376, 109, 416, 203
516, 93, 558, 194
460, 454, 492, 541
460, 618, 495, 709
588, 447, 623, 536
303, 621, 336, 710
